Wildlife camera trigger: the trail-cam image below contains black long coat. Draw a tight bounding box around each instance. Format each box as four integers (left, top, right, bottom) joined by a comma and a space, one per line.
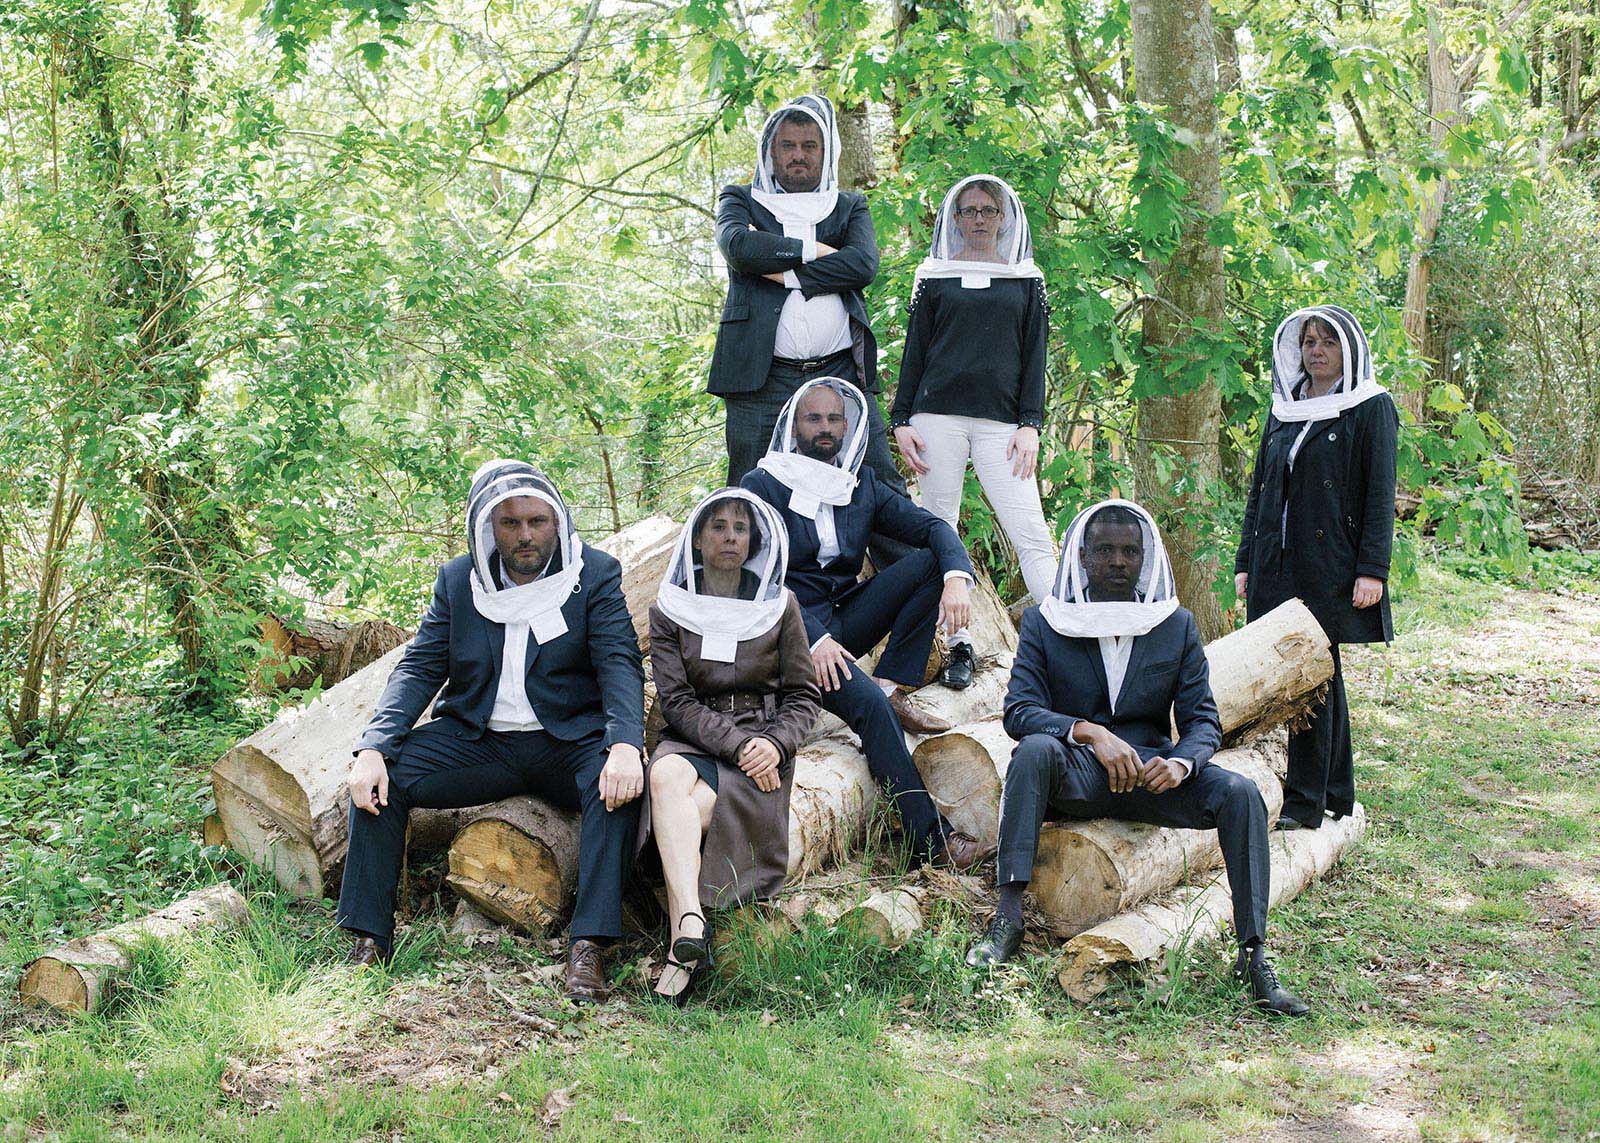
1234, 393, 1400, 645
707, 185, 880, 396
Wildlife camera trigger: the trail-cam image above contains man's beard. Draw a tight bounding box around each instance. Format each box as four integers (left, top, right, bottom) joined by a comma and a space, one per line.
501, 545, 552, 580
778, 168, 821, 193
797, 434, 840, 462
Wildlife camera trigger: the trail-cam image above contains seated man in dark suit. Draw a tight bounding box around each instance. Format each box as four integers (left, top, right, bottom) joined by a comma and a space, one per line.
966, 500, 1310, 1016
338, 460, 646, 1005
741, 377, 993, 871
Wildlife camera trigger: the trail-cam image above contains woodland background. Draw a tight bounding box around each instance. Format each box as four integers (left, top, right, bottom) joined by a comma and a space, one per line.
3, 3, 1600, 1138
9, 0, 1599, 750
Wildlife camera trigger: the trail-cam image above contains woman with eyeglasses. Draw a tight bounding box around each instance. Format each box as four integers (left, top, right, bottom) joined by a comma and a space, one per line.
890, 176, 1056, 686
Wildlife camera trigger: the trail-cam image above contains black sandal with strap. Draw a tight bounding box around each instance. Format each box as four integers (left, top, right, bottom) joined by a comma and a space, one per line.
671, 911, 712, 966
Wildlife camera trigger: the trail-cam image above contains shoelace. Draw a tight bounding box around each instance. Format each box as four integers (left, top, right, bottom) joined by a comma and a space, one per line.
1253, 961, 1282, 992
571, 944, 602, 974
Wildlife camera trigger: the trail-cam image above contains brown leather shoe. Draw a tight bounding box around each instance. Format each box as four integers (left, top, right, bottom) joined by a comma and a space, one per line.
936, 831, 998, 873
565, 939, 609, 1005
345, 935, 390, 967
888, 687, 952, 735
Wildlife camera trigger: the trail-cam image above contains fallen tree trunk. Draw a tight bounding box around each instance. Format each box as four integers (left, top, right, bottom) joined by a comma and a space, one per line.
1029, 734, 1287, 936
1203, 599, 1333, 743
1057, 803, 1368, 1001
258, 614, 410, 691
211, 516, 676, 898
442, 797, 581, 935
910, 716, 1013, 850
835, 886, 926, 949
19, 884, 250, 1015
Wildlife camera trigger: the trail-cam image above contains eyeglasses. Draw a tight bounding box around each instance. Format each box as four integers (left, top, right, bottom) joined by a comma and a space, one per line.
955, 205, 1002, 220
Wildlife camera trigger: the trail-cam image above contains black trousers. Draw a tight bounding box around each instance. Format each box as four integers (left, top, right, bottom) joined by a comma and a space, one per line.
1283, 643, 1354, 826
812, 549, 952, 861
336, 722, 638, 944
997, 734, 1270, 946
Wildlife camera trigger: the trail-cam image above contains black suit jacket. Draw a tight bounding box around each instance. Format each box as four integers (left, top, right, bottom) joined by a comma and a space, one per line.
708, 184, 881, 395
1003, 606, 1222, 774
1234, 393, 1398, 645
355, 549, 646, 759
740, 465, 973, 644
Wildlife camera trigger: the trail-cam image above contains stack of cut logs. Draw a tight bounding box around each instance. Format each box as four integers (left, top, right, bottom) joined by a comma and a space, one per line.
21, 514, 1368, 1012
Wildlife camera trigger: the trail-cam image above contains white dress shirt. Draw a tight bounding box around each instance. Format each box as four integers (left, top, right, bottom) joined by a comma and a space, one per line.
486, 557, 550, 733
773, 276, 852, 360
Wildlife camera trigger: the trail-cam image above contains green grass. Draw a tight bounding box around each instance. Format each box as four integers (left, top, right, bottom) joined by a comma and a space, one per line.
3, 564, 1598, 1141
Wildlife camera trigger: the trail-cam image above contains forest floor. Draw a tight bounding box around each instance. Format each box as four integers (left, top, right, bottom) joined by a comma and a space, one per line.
2, 559, 1598, 1141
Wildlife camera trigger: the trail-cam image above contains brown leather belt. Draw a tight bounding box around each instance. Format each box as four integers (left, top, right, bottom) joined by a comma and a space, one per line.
702, 691, 775, 716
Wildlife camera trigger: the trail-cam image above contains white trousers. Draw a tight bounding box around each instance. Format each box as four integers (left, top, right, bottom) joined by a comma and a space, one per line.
911, 413, 1058, 604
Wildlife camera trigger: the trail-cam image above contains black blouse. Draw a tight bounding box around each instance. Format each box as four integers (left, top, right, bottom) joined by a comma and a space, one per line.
890, 275, 1049, 429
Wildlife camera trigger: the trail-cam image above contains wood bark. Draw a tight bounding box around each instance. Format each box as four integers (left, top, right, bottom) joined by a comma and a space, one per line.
258, 614, 410, 691
19, 884, 249, 1014
1202, 598, 1333, 741
1128, 0, 1231, 642
1058, 804, 1367, 1000
443, 797, 582, 933
910, 716, 1012, 849
210, 515, 676, 897
1029, 733, 1287, 935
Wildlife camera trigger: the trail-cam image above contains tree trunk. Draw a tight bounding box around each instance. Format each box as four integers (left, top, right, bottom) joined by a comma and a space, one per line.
1058, 804, 1367, 1000
19, 884, 249, 1014
1201, 598, 1333, 740
836, 886, 926, 948
1401, 8, 1466, 420
258, 614, 411, 691
1129, 0, 1230, 641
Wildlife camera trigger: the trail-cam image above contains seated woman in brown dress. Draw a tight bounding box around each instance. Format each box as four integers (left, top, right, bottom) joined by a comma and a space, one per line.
644, 489, 821, 1002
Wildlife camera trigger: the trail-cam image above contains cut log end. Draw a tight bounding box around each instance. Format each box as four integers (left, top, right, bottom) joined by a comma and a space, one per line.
18, 958, 92, 1013
445, 820, 568, 933
835, 888, 925, 950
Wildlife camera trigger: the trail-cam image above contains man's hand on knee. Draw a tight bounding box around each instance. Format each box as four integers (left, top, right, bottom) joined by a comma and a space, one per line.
599, 743, 644, 811
939, 577, 971, 634
1073, 722, 1141, 794
348, 749, 389, 815
1138, 756, 1187, 794
811, 635, 856, 692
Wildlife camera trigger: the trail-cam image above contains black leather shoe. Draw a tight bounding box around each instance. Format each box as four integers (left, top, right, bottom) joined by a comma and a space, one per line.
1274, 814, 1306, 831
938, 641, 977, 690
1235, 957, 1311, 1017
965, 916, 1025, 968
345, 936, 390, 968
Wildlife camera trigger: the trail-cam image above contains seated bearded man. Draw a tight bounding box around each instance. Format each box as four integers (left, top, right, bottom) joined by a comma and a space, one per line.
966, 500, 1311, 1017
338, 460, 646, 1005
741, 377, 994, 872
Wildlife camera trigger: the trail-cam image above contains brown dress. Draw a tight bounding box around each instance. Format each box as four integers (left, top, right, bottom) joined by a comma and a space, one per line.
642, 593, 821, 908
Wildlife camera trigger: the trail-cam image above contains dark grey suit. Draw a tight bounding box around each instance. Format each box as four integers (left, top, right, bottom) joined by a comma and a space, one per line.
999, 606, 1271, 946
338, 548, 646, 945
710, 184, 905, 501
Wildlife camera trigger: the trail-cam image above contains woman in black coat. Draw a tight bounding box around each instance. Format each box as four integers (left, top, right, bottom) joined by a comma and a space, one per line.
1235, 304, 1399, 830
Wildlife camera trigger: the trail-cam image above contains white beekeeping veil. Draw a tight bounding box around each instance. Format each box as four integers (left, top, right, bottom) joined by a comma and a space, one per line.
1039, 499, 1179, 638
750, 94, 841, 235
465, 459, 584, 644
914, 174, 1043, 290
1270, 304, 1387, 424
655, 489, 792, 663
755, 376, 869, 519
